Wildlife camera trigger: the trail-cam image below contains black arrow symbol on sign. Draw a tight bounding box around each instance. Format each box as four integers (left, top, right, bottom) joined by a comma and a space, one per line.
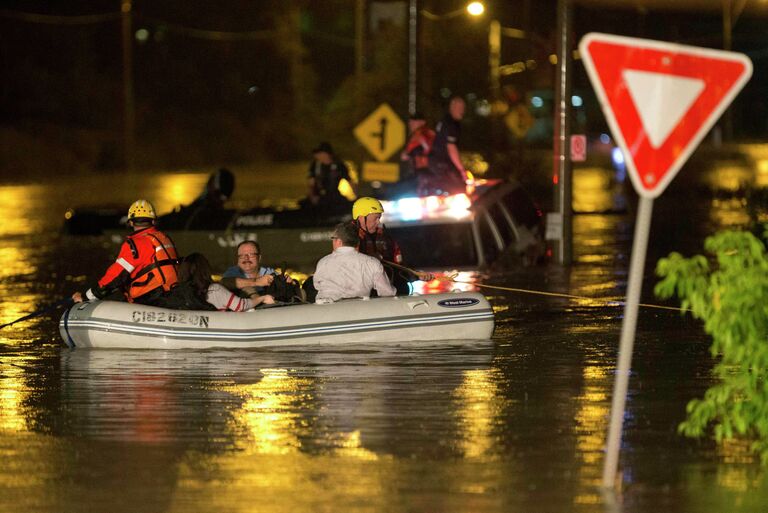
370, 116, 388, 152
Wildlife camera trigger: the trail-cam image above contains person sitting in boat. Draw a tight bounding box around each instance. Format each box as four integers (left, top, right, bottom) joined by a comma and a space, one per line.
300, 142, 353, 212
71, 199, 179, 307
219, 240, 278, 303
195, 167, 235, 209
313, 222, 396, 303
351, 197, 433, 295
164, 168, 236, 230
179, 253, 273, 310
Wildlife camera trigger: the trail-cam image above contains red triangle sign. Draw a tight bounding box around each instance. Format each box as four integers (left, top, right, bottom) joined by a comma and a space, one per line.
579, 33, 752, 198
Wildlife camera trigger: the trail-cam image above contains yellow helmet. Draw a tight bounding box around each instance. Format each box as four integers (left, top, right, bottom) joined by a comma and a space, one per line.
127, 199, 157, 221
352, 197, 384, 220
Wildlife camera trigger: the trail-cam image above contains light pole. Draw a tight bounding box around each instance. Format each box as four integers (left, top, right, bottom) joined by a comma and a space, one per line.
488, 21, 526, 102
552, 0, 573, 266
407, 1, 485, 116
407, 0, 419, 116
722, 0, 748, 140
121, 0, 134, 173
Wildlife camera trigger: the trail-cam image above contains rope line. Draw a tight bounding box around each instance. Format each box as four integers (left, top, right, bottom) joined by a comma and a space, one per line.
443, 275, 686, 312
382, 260, 687, 313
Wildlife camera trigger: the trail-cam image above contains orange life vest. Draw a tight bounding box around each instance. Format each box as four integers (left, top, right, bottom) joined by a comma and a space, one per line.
125, 229, 179, 301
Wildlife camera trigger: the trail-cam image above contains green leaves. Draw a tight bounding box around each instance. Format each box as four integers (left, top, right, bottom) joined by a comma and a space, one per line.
656, 228, 768, 464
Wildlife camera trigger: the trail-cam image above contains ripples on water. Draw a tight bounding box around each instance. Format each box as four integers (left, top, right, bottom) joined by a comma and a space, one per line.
3, 156, 768, 512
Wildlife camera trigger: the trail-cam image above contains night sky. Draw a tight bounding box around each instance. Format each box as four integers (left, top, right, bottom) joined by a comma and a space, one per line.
2, 1, 766, 177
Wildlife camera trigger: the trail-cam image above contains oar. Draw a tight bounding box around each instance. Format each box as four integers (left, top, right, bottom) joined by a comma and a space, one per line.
0, 298, 75, 329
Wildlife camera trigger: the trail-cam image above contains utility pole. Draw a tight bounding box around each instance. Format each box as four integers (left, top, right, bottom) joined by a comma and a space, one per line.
553, 0, 573, 265
407, 0, 420, 115
721, 0, 747, 140
121, 0, 135, 172
355, 0, 366, 117
488, 19, 501, 102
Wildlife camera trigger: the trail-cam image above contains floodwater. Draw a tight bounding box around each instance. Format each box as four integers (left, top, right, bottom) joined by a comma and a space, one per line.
2, 151, 768, 513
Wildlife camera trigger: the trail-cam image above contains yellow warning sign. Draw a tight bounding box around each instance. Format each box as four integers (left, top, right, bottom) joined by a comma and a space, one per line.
362, 162, 399, 183
354, 103, 405, 162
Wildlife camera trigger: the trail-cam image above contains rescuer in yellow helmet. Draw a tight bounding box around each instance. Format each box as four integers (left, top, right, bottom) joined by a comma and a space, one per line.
351, 197, 432, 294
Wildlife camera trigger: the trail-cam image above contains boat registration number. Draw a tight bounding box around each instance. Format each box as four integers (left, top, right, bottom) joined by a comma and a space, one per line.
132, 311, 210, 328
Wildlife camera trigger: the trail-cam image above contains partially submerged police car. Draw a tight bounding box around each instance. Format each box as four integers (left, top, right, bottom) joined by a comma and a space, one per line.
65, 178, 544, 272
379, 178, 545, 269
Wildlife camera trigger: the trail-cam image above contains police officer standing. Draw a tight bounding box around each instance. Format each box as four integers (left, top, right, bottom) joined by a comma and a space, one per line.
429, 95, 469, 194
72, 199, 179, 307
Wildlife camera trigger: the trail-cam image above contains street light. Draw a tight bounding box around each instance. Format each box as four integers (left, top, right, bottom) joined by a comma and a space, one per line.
420, 1, 485, 20
408, 1, 485, 115
466, 2, 485, 17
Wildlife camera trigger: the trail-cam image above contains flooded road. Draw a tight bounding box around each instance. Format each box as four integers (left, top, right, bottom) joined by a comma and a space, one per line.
2, 152, 768, 512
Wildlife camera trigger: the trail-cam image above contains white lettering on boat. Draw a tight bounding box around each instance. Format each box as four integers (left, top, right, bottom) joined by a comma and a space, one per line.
437, 298, 480, 308
132, 311, 210, 327
235, 214, 274, 227
215, 233, 258, 248
300, 230, 335, 243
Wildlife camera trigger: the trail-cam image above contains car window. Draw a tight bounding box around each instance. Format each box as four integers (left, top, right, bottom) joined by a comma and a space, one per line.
503, 187, 541, 229
478, 213, 501, 264
487, 202, 516, 245
387, 223, 477, 268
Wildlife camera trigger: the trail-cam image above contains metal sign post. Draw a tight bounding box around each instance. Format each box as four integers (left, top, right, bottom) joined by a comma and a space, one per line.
601, 195, 653, 487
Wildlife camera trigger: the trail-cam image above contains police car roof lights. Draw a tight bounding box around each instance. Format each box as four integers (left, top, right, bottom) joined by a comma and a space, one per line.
381, 193, 472, 223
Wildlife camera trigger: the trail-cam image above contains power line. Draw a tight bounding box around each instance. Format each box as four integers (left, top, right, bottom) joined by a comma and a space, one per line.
139, 15, 274, 41
0, 9, 274, 41
0, 8, 120, 25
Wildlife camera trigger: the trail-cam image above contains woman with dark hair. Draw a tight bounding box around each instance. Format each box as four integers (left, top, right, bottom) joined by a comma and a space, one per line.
179, 253, 271, 311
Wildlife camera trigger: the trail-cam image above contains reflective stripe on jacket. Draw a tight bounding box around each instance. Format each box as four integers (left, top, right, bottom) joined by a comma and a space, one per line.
97, 226, 179, 302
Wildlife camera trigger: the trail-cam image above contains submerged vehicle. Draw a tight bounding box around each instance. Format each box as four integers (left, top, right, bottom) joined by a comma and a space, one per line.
64, 179, 544, 271
381, 179, 544, 268
59, 292, 495, 349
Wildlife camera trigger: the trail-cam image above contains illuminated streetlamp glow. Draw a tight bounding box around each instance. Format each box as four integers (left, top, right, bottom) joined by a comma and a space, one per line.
466, 2, 485, 16
410, 0, 485, 114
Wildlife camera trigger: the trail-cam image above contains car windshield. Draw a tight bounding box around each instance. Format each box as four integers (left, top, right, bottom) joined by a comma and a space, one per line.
387, 222, 477, 268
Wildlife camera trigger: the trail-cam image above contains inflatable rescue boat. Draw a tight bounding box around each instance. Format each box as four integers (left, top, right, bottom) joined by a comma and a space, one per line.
59, 292, 495, 349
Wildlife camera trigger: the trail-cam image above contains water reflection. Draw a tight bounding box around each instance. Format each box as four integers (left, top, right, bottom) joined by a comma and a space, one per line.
0, 184, 50, 237
574, 365, 611, 505
573, 166, 627, 214
58, 345, 495, 452
52, 346, 508, 511
224, 368, 313, 455
453, 368, 505, 459
736, 143, 768, 189
0, 359, 28, 432
4, 152, 768, 511
709, 197, 751, 229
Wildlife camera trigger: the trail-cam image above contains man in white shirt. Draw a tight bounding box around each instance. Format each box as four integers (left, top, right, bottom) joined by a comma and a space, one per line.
314, 222, 397, 302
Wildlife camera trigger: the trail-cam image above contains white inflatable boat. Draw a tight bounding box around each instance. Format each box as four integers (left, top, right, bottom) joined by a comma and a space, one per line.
59, 292, 495, 349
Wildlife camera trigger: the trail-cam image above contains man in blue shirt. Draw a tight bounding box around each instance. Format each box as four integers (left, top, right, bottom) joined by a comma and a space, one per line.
220, 240, 276, 303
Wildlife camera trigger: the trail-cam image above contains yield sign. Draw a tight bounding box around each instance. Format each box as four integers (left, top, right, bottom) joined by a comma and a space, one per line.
579, 33, 752, 198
